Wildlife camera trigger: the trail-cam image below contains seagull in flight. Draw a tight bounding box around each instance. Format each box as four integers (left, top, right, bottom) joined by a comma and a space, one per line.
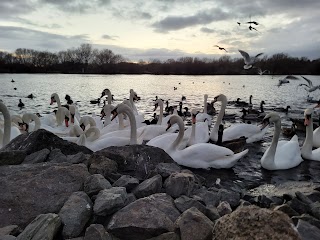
238, 50, 263, 70
257, 68, 269, 75
247, 21, 259, 25
249, 25, 259, 31
277, 75, 299, 87
298, 76, 320, 92
237, 22, 241, 26
214, 45, 227, 52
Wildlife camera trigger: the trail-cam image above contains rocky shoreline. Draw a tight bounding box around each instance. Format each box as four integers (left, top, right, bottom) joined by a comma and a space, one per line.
1, 129, 320, 240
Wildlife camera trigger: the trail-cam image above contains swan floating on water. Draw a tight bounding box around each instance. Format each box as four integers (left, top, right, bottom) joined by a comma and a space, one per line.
260, 112, 303, 170
165, 115, 249, 169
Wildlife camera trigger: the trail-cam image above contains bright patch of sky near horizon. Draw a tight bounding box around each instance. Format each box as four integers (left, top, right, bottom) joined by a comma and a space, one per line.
0, 0, 319, 62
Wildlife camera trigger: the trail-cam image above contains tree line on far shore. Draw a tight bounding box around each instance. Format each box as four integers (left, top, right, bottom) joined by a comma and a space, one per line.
0, 43, 319, 75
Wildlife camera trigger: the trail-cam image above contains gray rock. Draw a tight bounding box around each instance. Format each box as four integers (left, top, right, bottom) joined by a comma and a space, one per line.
217, 201, 232, 216
112, 175, 139, 192
93, 187, 127, 216
146, 232, 180, 240
292, 214, 320, 229
17, 213, 61, 240
274, 204, 299, 217
296, 191, 320, 219
192, 187, 220, 207
23, 148, 50, 164
0, 236, 17, 240
296, 219, 320, 240
84, 174, 112, 197
155, 163, 181, 178
0, 225, 19, 237
287, 197, 310, 215
133, 174, 162, 198
174, 195, 207, 214
205, 207, 220, 222
0, 163, 90, 229
88, 156, 118, 178
0, 150, 27, 166
107, 193, 179, 240
67, 152, 90, 164
174, 207, 213, 240
84, 224, 112, 240
93, 145, 175, 180
47, 148, 68, 163
1, 129, 92, 155
164, 172, 195, 198
218, 188, 241, 208
59, 191, 93, 238
213, 205, 300, 240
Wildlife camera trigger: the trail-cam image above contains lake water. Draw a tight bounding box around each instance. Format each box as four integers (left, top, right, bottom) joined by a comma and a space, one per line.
1, 73, 320, 190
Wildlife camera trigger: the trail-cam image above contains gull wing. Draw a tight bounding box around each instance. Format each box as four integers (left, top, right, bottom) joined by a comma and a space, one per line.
284, 75, 299, 80
238, 50, 250, 63
301, 76, 313, 87
254, 53, 264, 59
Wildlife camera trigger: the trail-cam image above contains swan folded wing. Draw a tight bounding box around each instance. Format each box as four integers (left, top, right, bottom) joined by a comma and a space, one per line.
273, 139, 303, 169
147, 133, 189, 151
223, 124, 261, 141
207, 149, 249, 169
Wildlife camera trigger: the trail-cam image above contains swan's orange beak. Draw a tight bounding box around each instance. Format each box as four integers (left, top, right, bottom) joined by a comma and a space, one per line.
65, 119, 69, 127
192, 114, 196, 124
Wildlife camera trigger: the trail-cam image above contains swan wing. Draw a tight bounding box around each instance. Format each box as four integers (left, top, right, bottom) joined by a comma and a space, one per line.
301, 76, 313, 87
223, 124, 261, 142
274, 138, 303, 169
313, 127, 320, 148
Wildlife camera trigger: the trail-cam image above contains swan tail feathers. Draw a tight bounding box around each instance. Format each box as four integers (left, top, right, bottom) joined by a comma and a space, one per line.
209, 149, 249, 169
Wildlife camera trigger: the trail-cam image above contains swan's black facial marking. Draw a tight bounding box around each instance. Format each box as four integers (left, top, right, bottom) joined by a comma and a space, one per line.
50, 96, 56, 105
80, 123, 85, 131
111, 107, 118, 121
304, 114, 312, 126
166, 120, 172, 131
261, 116, 271, 130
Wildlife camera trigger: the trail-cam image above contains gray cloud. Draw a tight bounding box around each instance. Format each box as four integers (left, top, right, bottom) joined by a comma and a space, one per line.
0, 0, 35, 19
151, 8, 229, 32
101, 34, 118, 40
200, 27, 215, 33
0, 26, 89, 52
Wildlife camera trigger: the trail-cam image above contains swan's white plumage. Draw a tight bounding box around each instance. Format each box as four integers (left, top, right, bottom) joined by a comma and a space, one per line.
301, 108, 320, 161
261, 112, 303, 170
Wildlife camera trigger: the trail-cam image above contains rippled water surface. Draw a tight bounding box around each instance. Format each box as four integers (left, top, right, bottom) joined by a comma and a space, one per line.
1, 73, 320, 190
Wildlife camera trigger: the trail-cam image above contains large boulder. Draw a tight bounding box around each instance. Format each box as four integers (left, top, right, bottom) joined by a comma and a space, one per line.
213, 205, 301, 239
92, 145, 175, 180
0, 129, 92, 156
107, 193, 180, 240
0, 162, 90, 229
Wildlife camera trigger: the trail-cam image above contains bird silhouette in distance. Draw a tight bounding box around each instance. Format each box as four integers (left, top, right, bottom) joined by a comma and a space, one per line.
297, 76, 320, 92
247, 21, 259, 25
214, 45, 227, 52
11, 79, 15, 82
249, 25, 259, 31
18, 99, 25, 109
237, 22, 241, 26
238, 50, 263, 70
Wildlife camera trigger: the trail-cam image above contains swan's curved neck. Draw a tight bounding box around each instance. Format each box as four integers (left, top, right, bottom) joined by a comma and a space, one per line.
302, 116, 313, 155
189, 116, 196, 144
157, 101, 163, 125
212, 96, 227, 137
53, 93, 61, 107
121, 106, 137, 144
204, 95, 208, 114
23, 113, 41, 131
169, 116, 184, 151
106, 90, 112, 105
85, 127, 100, 141
264, 120, 281, 166
0, 102, 11, 146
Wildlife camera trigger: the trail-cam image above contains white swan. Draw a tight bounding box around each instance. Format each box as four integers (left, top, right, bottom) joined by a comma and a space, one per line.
313, 126, 320, 148
301, 108, 320, 161
196, 94, 212, 126
210, 94, 269, 143
154, 98, 164, 125
260, 112, 303, 170
185, 109, 209, 146
238, 50, 263, 70
21, 113, 41, 132
165, 115, 249, 169
62, 125, 100, 145
87, 103, 141, 152
0, 102, 11, 148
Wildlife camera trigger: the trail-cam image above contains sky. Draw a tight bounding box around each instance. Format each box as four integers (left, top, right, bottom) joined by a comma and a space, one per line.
0, 0, 320, 62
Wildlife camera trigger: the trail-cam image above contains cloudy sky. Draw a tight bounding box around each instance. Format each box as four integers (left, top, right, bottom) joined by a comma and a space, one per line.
0, 0, 319, 62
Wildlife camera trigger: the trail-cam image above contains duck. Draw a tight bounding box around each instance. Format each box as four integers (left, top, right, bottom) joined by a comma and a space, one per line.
216, 124, 247, 153
273, 105, 291, 113
18, 99, 25, 109
281, 123, 296, 138
165, 115, 249, 169
260, 112, 303, 170
27, 94, 34, 99
301, 108, 320, 161
210, 94, 269, 143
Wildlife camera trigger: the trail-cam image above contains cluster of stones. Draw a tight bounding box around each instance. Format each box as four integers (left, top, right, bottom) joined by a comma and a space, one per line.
0, 129, 320, 240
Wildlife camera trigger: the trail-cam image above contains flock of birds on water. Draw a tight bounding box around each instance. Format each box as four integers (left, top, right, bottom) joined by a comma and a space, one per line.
1, 79, 320, 171
1, 15, 320, 171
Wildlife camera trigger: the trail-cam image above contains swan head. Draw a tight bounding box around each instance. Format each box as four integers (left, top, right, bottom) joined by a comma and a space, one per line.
50, 93, 58, 105
212, 94, 227, 103
304, 108, 313, 126
261, 112, 280, 129
101, 88, 110, 97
